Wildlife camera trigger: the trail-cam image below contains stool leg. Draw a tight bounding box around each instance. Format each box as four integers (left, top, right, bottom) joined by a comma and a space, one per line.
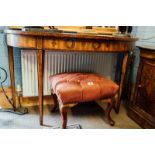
51, 93, 58, 112
104, 100, 115, 126
59, 103, 68, 129
113, 93, 119, 114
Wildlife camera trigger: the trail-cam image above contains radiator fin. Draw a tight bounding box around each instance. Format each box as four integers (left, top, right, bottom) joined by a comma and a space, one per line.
21, 50, 117, 97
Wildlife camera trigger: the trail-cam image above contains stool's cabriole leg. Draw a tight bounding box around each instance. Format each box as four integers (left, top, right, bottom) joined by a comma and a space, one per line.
104, 99, 115, 126
51, 93, 58, 112
61, 107, 68, 129
59, 101, 68, 129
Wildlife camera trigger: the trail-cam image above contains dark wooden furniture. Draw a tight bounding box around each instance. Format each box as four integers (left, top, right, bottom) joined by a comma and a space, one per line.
4, 29, 137, 126
127, 46, 155, 128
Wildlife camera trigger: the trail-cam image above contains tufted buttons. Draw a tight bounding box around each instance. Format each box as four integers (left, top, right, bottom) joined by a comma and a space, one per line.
87, 81, 94, 85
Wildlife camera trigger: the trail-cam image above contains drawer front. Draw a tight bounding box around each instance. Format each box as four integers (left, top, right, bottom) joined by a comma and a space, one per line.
43, 38, 133, 52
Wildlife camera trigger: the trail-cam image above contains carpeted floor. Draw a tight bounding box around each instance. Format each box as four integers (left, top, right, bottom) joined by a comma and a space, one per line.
0, 102, 141, 129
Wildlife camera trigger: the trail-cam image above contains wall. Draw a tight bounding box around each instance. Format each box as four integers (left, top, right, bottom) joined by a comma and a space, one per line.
133, 26, 155, 47
131, 26, 155, 83
0, 31, 22, 87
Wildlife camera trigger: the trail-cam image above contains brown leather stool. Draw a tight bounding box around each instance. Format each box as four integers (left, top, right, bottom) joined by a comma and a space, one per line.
49, 73, 119, 129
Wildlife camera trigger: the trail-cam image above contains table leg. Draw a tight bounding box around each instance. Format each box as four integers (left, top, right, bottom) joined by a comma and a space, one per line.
8, 46, 16, 110
0, 46, 28, 115
37, 49, 44, 126
115, 53, 129, 113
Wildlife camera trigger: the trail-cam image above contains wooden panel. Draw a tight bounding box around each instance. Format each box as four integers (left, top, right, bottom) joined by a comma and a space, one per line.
128, 47, 155, 128
128, 105, 155, 128
7, 34, 37, 49
43, 38, 134, 52
136, 59, 155, 117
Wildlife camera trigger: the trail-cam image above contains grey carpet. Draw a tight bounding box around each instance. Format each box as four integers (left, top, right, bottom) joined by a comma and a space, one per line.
0, 102, 141, 129
52, 124, 82, 129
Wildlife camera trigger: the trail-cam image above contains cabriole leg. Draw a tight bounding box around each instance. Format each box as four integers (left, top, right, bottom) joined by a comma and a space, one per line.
51, 93, 58, 112
104, 99, 115, 126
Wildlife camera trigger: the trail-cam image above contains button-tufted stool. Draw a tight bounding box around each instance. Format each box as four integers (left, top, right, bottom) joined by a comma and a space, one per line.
49, 73, 119, 129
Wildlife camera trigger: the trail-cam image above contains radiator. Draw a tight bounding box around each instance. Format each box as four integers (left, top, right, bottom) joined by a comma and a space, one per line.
21, 50, 117, 97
